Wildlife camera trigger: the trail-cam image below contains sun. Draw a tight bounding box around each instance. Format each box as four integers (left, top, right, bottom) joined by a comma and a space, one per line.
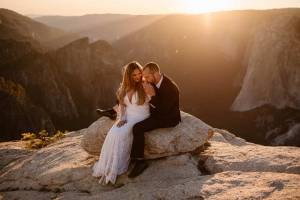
184, 0, 234, 14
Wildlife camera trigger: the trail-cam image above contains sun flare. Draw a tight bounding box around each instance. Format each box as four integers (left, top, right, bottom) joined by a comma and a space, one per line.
184, 0, 235, 14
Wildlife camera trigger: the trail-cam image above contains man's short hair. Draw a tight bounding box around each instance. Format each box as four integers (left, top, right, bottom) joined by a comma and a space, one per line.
143, 62, 160, 74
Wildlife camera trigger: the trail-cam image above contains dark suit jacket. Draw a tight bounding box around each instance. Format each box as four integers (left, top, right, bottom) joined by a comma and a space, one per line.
149, 74, 181, 128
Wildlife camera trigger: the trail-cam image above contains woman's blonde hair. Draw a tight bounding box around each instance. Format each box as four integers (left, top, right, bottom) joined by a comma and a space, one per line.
118, 61, 146, 107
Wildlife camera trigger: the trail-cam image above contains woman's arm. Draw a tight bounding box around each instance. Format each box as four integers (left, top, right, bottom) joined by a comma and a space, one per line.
117, 104, 127, 127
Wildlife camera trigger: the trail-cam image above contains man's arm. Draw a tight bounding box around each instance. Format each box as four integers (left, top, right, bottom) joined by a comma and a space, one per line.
149, 87, 179, 116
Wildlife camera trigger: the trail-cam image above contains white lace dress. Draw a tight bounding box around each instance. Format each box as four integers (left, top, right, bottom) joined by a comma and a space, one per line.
92, 92, 150, 185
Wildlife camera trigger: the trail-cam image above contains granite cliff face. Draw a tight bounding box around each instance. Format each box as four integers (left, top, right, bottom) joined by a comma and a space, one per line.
48, 37, 123, 124
231, 15, 300, 111
0, 38, 123, 141
0, 121, 299, 199
230, 15, 300, 146
0, 76, 55, 141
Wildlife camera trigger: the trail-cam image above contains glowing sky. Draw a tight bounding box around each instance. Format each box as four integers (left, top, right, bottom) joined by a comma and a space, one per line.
1, 0, 300, 16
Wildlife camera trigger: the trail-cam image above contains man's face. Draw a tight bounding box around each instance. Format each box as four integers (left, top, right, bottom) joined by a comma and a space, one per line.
142, 68, 156, 84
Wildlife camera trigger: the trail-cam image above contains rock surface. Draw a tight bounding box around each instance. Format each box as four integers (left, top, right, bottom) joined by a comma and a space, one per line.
274, 122, 300, 146
202, 131, 300, 175
80, 111, 214, 159
231, 15, 300, 111
1, 128, 300, 199
1, 126, 300, 199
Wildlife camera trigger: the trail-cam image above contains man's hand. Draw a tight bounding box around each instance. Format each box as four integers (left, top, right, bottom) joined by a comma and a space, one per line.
117, 120, 127, 127
142, 82, 156, 97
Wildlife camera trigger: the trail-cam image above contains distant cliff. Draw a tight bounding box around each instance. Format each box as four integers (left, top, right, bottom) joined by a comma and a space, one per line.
0, 38, 123, 141
231, 15, 300, 111
34, 14, 164, 43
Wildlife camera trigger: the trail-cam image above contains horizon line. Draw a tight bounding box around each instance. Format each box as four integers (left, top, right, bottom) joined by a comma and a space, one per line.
12, 7, 299, 18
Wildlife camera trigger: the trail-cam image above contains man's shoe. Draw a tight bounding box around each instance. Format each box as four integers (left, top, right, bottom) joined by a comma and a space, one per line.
95, 109, 117, 120
128, 160, 148, 178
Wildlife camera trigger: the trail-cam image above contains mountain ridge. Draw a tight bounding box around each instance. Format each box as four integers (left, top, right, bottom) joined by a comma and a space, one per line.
0, 8, 79, 50
34, 13, 164, 43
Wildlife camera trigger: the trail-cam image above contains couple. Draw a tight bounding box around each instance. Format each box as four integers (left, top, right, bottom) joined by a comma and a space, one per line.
93, 61, 181, 185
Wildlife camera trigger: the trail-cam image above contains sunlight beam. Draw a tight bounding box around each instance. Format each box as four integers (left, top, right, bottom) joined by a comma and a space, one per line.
183, 0, 236, 14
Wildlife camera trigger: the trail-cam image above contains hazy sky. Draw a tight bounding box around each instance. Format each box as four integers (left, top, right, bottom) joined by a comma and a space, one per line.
1, 0, 300, 16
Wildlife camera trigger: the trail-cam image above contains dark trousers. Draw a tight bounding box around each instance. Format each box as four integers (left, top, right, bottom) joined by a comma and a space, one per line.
130, 116, 160, 158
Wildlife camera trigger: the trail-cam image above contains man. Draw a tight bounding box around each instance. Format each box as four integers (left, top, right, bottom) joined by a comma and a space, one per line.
96, 62, 181, 177
128, 62, 181, 177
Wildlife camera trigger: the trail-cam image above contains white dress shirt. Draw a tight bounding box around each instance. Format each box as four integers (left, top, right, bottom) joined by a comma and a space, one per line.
148, 75, 163, 108
156, 74, 163, 89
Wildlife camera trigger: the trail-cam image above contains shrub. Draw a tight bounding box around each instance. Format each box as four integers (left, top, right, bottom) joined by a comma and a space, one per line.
21, 130, 65, 150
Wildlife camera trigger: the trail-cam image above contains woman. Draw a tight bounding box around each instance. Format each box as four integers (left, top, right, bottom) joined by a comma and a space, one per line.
92, 61, 150, 185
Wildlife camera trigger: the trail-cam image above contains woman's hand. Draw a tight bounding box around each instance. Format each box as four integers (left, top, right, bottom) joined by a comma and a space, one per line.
117, 120, 127, 127
142, 82, 156, 97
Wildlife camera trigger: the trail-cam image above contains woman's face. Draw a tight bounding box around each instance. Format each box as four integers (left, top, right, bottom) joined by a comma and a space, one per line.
132, 68, 142, 83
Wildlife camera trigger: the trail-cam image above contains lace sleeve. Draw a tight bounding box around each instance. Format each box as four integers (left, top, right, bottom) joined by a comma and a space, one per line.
119, 104, 127, 121
146, 95, 151, 102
